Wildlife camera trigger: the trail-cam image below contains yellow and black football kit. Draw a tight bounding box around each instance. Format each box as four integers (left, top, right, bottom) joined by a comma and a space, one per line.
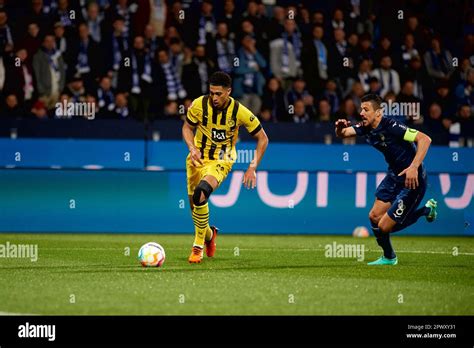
185, 95, 262, 251
185, 95, 262, 195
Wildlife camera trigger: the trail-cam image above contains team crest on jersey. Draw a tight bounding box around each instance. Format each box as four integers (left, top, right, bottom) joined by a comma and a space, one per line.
228, 119, 235, 127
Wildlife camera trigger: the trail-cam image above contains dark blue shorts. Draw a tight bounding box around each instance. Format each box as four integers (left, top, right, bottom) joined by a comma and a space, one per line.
375, 168, 427, 224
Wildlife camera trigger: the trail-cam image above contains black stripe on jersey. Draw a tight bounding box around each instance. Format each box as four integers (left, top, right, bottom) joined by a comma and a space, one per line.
208, 143, 217, 160
249, 124, 262, 136
231, 100, 239, 131
219, 144, 227, 160
200, 133, 208, 159
186, 116, 198, 126
220, 103, 229, 125
202, 95, 209, 126
212, 106, 218, 125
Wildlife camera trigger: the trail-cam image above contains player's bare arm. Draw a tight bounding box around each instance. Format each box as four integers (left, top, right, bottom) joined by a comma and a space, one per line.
243, 128, 269, 189
335, 119, 357, 138
398, 131, 432, 189
182, 121, 203, 167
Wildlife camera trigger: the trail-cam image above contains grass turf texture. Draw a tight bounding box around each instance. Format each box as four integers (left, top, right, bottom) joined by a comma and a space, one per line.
0, 234, 473, 315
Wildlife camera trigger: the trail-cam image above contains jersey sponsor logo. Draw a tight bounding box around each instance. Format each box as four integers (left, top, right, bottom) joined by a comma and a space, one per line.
211, 128, 227, 142
395, 199, 406, 217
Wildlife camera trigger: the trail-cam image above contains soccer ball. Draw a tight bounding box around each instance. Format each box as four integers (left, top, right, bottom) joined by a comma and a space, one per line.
138, 242, 166, 267
352, 226, 369, 238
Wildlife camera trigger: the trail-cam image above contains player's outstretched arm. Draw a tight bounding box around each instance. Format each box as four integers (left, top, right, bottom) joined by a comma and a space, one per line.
243, 128, 269, 189
335, 119, 357, 138
398, 130, 432, 189
182, 121, 203, 167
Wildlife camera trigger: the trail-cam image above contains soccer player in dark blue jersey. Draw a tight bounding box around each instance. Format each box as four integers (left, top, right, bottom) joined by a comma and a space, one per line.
335, 94, 437, 265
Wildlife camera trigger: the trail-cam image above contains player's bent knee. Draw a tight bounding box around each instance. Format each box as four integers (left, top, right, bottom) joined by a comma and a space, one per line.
369, 210, 381, 225
378, 221, 392, 234
192, 180, 214, 206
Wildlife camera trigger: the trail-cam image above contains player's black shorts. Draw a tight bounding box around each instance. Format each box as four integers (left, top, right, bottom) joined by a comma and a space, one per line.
375, 168, 427, 224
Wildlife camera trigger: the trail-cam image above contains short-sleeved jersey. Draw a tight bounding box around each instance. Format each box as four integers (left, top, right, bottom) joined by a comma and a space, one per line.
352, 117, 420, 174
186, 95, 262, 161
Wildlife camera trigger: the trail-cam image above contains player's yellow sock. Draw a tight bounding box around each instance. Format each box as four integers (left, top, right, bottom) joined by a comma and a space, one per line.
192, 203, 210, 248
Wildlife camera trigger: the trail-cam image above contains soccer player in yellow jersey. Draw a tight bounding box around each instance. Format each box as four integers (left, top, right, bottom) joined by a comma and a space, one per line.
182, 71, 269, 263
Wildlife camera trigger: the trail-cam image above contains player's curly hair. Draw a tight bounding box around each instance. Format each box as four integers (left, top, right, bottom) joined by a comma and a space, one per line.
361, 94, 383, 110
209, 71, 232, 88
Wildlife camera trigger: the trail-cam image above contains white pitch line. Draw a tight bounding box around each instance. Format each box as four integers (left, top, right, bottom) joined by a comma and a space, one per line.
0, 311, 38, 316
36, 247, 474, 255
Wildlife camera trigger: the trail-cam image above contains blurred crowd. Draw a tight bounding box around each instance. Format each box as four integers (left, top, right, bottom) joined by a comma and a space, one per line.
0, 0, 472, 139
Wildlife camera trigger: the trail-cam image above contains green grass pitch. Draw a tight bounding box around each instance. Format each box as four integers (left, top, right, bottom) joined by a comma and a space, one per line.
0, 233, 473, 315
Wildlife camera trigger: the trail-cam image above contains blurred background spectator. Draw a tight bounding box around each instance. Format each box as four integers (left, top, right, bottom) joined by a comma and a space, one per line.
0, 0, 471, 146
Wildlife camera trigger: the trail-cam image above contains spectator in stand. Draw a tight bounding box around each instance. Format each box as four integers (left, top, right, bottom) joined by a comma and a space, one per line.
32, 34, 66, 109
192, 44, 215, 95
219, 0, 240, 41
355, 58, 372, 93
434, 81, 456, 117
1, 94, 25, 119
348, 81, 364, 110
266, 6, 285, 42
322, 79, 341, 114
64, 75, 87, 103
328, 28, 351, 90
106, 15, 129, 87
424, 36, 455, 84
335, 97, 359, 124
54, 22, 71, 66
144, 24, 163, 61
196, 0, 216, 47
84, 2, 104, 43
0, 9, 14, 57
30, 99, 49, 119
73, 22, 103, 90
21, 23, 42, 66
401, 55, 429, 101
270, 18, 301, 87
285, 78, 314, 118
154, 47, 186, 103
423, 102, 449, 145
454, 67, 473, 111
357, 33, 375, 64
3, 49, 35, 108
24, 0, 54, 35
242, 0, 268, 54
400, 33, 419, 69
212, 22, 235, 75
112, 92, 131, 118
169, 38, 184, 80
371, 55, 400, 97
457, 104, 474, 142
233, 34, 266, 115
367, 76, 382, 95
302, 24, 328, 98
96, 75, 115, 118
291, 99, 311, 123
374, 36, 399, 70
261, 77, 287, 122
316, 98, 333, 123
